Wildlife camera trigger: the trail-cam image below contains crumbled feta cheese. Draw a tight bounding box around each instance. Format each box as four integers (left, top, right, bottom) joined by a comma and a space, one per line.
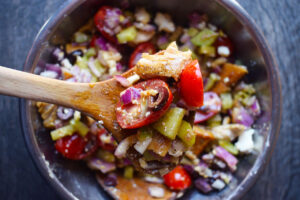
217, 46, 230, 57
144, 176, 163, 184
61, 58, 73, 69
40, 71, 58, 79
208, 23, 217, 31
212, 179, 226, 190
133, 30, 155, 44
212, 124, 247, 141
141, 89, 158, 97
148, 186, 165, 198
154, 13, 175, 32
235, 129, 255, 153
135, 8, 151, 24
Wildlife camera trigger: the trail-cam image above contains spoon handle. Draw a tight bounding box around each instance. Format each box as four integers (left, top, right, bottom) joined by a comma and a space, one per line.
0, 66, 77, 107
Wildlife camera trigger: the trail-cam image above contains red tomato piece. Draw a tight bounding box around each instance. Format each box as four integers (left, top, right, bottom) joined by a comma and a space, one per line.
163, 166, 192, 190
194, 92, 222, 123
55, 133, 98, 160
179, 60, 204, 107
94, 6, 122, 43
129, 42, 156, 68
90, 35, 97, 47
116, 79, 173, 129
214, 36, 234, 57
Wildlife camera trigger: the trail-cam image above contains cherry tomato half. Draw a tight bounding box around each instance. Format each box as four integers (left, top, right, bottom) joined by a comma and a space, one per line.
194, 92, 221, 123
116, 79, 173, 129
163, 166, 192, 190
97, 127, 117, 152
179, 60, 204, 107
214, 36, 234, 57
129, 42, 156, 68
94, 6, 122, 43
55, 133, 98, 160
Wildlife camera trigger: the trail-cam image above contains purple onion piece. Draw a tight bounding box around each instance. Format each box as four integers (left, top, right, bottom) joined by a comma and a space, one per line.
87, 158, 116, 174
95, 37, 108, 51
156, 35, 168, 47
115, 75, 130, 87
214, 146, 238, 171
104, 173, 118, 186
180, 33, 190, 43
120, 87, 141, 105
116, 63, 124, 72
249, 98, 261, 117
194, 178, 213, 193
188, 12, 207, 28
45, 63, 62, 77
56, 106, 74, 120
232, 106, 254, 127
52, 48, 65, 62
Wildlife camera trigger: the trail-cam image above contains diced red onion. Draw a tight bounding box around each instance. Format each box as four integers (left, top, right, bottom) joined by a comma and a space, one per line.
168, 139, 185, 157
214, 146, 238, 171
116, 62, 124, 72
249, 98, 261, 117
194, 178, 213, 193
114, 136, 137, 158
134, 22, 156, 32
79, 69, 92, 83
120, 87, 142, 105
45, 64, 62, 77
180, 32, 190, 43
104, 173, 118, 187
56, 106, 74, 120
156, 35, 168, 47
115, 75, 130, 87
188, 12, 207, 28
105, 8, 122, 31
95, 37, 108, 51
52, 48, 65, 61
148, 186, 165, 198
232, 107, 254, 127
87, 158, 116, 173
134, 137, 152, 154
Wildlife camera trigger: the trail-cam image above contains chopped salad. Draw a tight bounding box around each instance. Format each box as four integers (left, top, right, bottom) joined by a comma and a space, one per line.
36, 5, 263, 199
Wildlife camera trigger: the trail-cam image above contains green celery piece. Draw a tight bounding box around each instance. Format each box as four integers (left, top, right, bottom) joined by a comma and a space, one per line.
74, 32, 89, 43
93, 59, 106, 76
116, 26, 137, 44
124, 166, 134, 179
76, 56, 89, 69
85, 48, 96, 58
199, 45, 216, 57
50, 124, 75, 141
191, 28, 218, 46
70, 119, 89, 137
153, 107, 186, 140
219, 140, 239, 155
137, 126, 153, 141
187, 27, 198, 37
204, 73, 220, 91
220, 93, 233, 111
143, 151, 157, 161
207, 114, 222, 128
177, 120, 195, 147
97, 149, 116, 163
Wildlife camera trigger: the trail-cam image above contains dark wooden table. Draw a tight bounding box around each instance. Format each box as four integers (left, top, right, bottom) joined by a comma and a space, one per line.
0, 0, 299, 199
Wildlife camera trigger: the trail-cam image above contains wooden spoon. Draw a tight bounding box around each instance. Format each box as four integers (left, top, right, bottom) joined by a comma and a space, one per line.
0, 66, 136, 142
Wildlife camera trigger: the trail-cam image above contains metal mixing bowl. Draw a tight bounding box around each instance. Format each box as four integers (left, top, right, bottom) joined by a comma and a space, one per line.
20, 0, 282, 199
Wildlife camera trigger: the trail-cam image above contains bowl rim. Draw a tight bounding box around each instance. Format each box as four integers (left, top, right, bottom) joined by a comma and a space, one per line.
20, 0, 282, 199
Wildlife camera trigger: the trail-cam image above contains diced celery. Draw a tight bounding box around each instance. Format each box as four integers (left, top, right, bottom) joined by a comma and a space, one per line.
199, 45, 216, 57
50, 124, 75, 141
180, 46, 198, 60
204, 73, 220, 91
177, 120, 195, 147
143, 151, 157, 161
116, 26, 137, 44
70, 119, 89, 137
220, 93, 233, 111
73, 111, 81, 121
191, 28, 218, 46
85, 48, 96, 58
92, 59, 106, 77
207, 114, 222, 128
219, 140, 239, 155
91, 75, 98, 83
97, 149, 116, 163
76, 56, 89, 69
187, 27, 198, 37
153, 107, 186, 140
74, 32, 89, 43
124, 166, 134, 179
137, 126, 153, 141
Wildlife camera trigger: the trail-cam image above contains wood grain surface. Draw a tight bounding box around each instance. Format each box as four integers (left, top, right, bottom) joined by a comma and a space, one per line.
0, 0, 299, 199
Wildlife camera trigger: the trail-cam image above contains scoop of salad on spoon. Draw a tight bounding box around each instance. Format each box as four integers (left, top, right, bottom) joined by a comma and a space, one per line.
0, 42, 204, 175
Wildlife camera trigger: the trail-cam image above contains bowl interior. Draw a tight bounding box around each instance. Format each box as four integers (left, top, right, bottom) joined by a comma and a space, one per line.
22, 0, 281, 199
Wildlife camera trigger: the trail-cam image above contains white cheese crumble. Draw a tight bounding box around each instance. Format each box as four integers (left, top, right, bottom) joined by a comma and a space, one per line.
61, 58, 73, 69
217, 46, 230, 57
154, 13, 175, 32
235, 129, 255, 153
